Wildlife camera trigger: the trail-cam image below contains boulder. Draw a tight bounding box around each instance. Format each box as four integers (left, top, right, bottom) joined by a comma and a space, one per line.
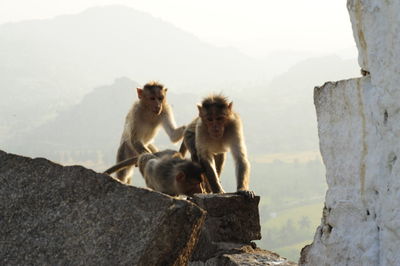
189, 194, 295, 265
190, 242, 296, 266
0, 150, 205, 266
190, 193, 261, 244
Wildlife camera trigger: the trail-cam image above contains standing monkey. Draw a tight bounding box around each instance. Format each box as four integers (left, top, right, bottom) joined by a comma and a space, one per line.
180, 94, 254, 198
115, 81, 185, 184
104, 150, 205, 196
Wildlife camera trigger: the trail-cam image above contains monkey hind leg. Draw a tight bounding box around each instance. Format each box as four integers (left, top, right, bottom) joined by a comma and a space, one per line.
116, 166, 134, 184
116, 142, 136, 184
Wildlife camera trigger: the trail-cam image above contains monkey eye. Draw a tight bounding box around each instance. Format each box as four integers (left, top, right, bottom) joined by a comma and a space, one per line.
207, 117, 213, 122
150, 97, 156, 100
159, 97, 164, 101
216, 117, 224, 121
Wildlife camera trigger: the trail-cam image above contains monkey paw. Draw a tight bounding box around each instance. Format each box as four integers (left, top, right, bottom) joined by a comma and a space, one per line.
171, 126, 186, 142
177, 126, 186, 135
236, 190, 255, 199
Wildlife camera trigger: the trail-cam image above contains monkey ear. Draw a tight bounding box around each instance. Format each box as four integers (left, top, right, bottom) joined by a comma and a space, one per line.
228, 101, 233, 111
176, 171, 186, 183
164, 88, 168, 93
137, 88, 143, 99
197, 104, 203, 116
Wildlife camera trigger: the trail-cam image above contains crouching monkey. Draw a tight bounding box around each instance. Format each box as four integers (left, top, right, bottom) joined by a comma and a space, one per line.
116, 81, 185, 184
104, 150, 205, 196
180, 94, 254, 198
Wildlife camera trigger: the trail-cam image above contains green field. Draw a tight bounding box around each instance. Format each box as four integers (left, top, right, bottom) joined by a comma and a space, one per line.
264, 202, 323, 229
258, 202, 324, 262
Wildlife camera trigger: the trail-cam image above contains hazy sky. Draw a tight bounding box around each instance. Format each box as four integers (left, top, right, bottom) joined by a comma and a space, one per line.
0, 0, 356, 57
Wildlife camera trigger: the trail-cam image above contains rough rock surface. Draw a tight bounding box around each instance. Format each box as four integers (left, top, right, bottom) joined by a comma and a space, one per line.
191, 193, 261, 245
189, 194, 295, 265
191, 243, 296, 266
300, 1, 400, 265
0, 150, 205, 266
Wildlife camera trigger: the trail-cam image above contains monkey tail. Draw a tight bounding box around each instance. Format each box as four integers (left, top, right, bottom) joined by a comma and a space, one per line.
179, 141, 187, 157
104, 156, 138, 175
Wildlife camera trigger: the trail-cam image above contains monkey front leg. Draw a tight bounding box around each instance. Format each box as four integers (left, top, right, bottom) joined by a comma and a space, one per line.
231, 144, 255, 199
170, 126, 186, 143
201, 158, 225, 193
183, 130, 199, 161
235, 157, 255, 199
214, 153, 226, 177
162, 108, 186, 143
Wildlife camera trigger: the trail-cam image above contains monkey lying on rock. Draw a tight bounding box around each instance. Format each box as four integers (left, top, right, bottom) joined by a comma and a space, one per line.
104, 150, 205, 197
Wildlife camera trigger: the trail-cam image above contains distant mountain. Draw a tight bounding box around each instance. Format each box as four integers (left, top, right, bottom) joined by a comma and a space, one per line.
238, 55, 360, 154
0, 5, 269, 140
2, 77, 201, 164
3, 55, 360, 163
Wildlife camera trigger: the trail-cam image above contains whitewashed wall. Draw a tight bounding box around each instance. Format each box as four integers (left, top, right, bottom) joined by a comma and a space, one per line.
300, 1, 400, 265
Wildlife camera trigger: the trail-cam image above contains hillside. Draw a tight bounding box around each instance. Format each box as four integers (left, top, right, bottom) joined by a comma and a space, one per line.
2, 55, 360, 161
0, 5, 264, 142
239, 55, 359, 155
2, 77, 194, 164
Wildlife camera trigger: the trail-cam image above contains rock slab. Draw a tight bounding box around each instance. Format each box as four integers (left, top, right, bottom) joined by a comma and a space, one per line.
191, 193, 261, 243
190, 242, 296, 266
189, 194, 295, 265
190, 193, 261, 261
0, 150, 205, 266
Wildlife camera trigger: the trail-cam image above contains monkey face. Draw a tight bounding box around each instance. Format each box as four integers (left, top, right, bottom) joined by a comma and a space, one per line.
203, 114, 228, 139
141, 89, 166, 115
176, 172, 204, 196
180, 180, 203, 196
199, 101, 231, 139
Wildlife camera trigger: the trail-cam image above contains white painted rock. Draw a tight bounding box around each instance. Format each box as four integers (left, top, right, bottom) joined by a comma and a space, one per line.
300, 0, 400, 265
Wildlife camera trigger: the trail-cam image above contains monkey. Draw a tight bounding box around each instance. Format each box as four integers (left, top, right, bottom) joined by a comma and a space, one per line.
180, 94, 254, 198
104, 149, 205, 196
138, 150, 205, 196
115, 81, 186, 184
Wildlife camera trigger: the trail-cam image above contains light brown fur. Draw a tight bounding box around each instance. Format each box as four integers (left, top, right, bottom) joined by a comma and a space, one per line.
105, 149, 205, 196
115, 82, 185, 184
181, 94, 253, 198
138, 150, 205, 196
